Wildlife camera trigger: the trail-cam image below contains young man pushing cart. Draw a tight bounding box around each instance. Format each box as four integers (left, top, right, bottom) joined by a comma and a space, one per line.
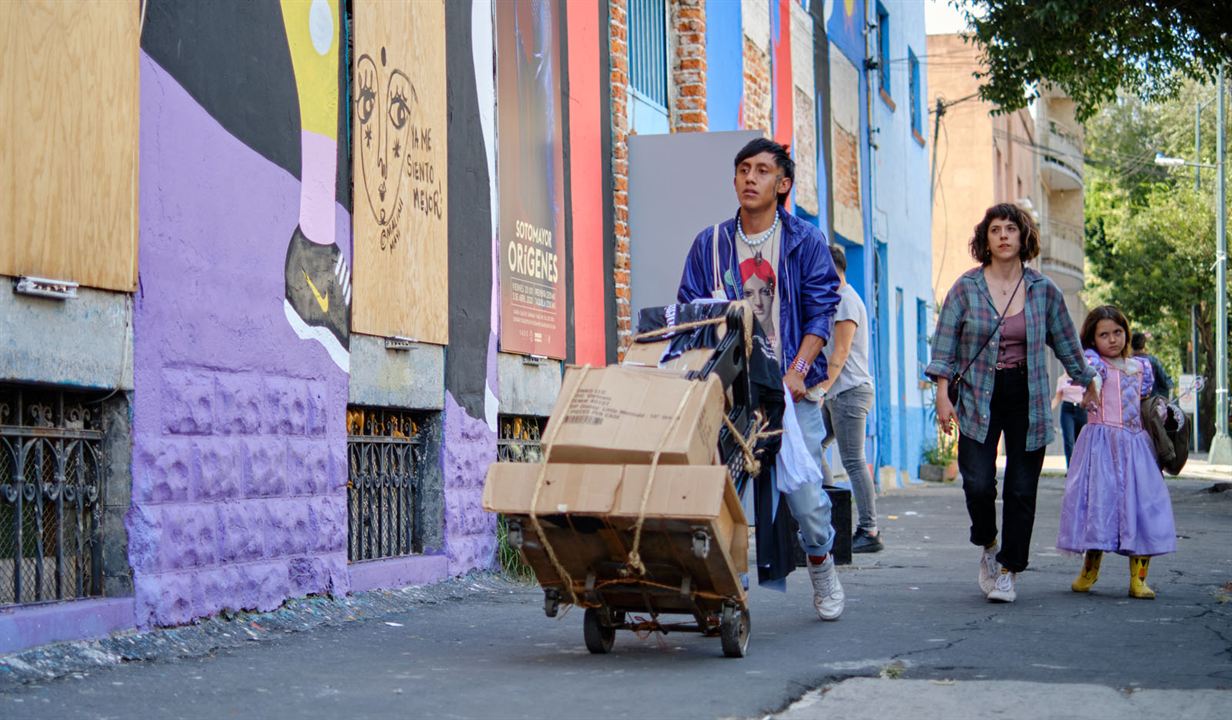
677, 138, 847, 621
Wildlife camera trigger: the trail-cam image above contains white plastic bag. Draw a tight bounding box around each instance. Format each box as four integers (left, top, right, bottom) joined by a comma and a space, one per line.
775, 382, 824, 495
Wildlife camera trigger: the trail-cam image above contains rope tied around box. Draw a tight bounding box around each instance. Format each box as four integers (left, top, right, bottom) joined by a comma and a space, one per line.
721, 409, 783, 477
623, 382, 698, 577
527, 365, 591, 607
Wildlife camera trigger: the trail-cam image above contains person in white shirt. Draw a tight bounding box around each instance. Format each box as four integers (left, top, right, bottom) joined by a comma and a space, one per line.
1051, 373, 1088, 468
819, 244, 881, 553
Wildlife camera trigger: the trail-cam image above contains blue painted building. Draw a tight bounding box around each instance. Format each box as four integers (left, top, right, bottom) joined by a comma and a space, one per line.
691, 0, 931, 484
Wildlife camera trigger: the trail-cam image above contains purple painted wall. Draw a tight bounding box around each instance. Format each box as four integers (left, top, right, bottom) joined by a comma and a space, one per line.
130, 52, 350, 627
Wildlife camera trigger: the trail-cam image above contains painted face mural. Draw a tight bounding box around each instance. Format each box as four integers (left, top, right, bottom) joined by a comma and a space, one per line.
355, 48, 416, 246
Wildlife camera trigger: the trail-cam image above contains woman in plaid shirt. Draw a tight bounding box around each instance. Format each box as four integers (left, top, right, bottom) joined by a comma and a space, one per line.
926, 203, 1098, 604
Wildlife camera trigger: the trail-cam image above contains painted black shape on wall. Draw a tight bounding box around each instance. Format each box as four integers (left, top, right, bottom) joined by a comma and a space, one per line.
444, 0, 493, 418
141, 0, 349, 210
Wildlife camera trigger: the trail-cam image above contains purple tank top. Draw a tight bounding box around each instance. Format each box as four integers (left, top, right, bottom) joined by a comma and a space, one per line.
997, 310, 1026, 367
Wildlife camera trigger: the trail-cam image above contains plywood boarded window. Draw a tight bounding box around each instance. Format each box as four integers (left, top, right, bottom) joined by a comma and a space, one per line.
0, 1, 140, 292
350, 0, 449, 344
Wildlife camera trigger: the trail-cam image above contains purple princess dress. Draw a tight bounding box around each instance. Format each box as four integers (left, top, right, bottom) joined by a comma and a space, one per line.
1056, 350, 1176, 557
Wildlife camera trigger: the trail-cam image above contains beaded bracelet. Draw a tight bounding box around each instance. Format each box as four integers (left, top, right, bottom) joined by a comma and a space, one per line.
790, 357, 809, 375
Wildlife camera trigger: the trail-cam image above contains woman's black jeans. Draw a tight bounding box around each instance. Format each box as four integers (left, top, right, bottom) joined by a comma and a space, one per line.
957, 366, 1046, 573
1059, 401, 1087, 468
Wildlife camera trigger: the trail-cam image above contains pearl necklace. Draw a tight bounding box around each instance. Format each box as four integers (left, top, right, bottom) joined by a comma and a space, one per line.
736, 213, 779, 248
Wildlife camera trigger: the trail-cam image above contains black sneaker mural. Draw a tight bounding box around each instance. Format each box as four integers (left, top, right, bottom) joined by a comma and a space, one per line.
283, 226, 351, 371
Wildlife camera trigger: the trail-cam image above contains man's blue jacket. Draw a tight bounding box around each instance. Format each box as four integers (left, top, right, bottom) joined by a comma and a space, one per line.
677, 206, 842, 388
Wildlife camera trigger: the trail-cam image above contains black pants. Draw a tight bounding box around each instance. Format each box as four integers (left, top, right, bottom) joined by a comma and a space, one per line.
957, 367, 1045, 573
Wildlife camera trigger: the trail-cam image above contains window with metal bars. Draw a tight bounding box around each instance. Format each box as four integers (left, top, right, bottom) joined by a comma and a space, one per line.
346, 407, 429, 562
497, 415, 547, 464
0, 384, 106, 606
629, 0, 668, 111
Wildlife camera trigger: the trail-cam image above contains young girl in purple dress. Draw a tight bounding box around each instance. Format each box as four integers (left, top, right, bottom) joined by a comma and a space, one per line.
1057, 306, 1176, 599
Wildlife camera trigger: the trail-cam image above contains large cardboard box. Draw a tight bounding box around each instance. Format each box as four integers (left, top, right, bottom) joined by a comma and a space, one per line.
543, 365, 724, 465
483, 462, 749, 593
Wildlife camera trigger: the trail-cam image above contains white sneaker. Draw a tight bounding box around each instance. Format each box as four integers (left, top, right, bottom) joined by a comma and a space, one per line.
987, 569, 1017, 603
978, 546, 999, 595
808, 555, 845, 621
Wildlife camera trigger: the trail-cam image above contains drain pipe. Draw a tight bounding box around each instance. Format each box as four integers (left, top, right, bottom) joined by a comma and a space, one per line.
863, 0, 883, 476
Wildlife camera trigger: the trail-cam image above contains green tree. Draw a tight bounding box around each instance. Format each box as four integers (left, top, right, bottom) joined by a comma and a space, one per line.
958, 0, 1232, 120
1083, 86, 1230, 447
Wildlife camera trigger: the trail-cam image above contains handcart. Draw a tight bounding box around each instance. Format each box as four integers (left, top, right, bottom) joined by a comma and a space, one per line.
490, 302, 778, 658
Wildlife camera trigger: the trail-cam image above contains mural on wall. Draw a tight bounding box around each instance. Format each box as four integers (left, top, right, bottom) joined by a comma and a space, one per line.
438, 0, 500, 574
281, 0, 352, 372
351, 0, 450, 345
132, 0, 350, 627
496, 0, 567, 359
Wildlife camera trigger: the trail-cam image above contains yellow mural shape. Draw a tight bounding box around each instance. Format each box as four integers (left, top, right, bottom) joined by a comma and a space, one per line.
281, 0, 339, 140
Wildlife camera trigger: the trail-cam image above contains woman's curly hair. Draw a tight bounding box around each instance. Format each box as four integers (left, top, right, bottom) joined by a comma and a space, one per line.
969, 203, 1040, 265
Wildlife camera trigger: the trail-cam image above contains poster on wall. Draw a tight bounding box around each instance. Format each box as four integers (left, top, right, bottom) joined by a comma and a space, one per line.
351, 0, 449, 344
496, 0, 567, 358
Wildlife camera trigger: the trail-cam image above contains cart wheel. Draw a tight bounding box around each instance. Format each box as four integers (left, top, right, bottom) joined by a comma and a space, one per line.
719, 604, 750, 658
583, 608, 616, 654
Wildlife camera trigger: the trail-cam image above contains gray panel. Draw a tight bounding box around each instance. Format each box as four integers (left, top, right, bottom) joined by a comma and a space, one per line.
497, 352, 562, 417
348, 335, 445, 410
628, 130, 762, 321
0, 284, 133, 390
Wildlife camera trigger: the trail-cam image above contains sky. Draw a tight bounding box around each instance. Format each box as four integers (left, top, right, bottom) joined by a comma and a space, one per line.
924, 0, 973, 36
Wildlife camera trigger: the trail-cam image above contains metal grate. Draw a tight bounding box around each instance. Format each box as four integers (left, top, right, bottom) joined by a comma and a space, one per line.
346, 407, 428, 562
1, 385, 106, 606
497, 415, 546, 464
629, 0, 668, 109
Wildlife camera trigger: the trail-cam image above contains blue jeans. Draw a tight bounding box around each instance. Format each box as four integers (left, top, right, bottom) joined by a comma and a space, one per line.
778, 396, 836, 557
1059, 401, 1087, 468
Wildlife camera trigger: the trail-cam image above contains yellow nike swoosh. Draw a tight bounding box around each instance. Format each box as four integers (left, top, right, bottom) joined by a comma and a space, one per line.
303, 270, 329, 313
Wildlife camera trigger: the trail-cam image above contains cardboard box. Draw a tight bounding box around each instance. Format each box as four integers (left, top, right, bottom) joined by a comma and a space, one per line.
620, 322, 726, 374
483, 462, 749, 592
543, 365, 724, 466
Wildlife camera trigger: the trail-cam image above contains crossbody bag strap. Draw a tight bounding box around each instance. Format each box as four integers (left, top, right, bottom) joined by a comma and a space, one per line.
954, 270, 1025, 383
711, 223, 724, 299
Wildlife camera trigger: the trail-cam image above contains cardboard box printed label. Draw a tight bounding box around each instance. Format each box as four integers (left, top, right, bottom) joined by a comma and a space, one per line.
544, 365, 724, 465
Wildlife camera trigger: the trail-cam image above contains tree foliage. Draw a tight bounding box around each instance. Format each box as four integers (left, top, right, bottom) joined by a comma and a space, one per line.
958, 0, 1232, 120
1083, 85, 1230, 446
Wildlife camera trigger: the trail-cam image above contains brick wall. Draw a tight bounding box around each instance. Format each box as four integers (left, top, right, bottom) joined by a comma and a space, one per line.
609, 0, 632, 353
742, 34, 772, 136
671, 0, 707, 133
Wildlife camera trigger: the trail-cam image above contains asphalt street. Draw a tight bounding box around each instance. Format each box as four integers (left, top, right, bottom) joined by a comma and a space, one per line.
2, 474, 1230, 720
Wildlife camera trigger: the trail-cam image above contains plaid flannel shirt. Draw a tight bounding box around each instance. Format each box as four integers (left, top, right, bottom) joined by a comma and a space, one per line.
926, 267, 1095, 451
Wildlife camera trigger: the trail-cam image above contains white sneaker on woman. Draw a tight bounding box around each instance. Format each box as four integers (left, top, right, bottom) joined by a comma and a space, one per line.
979, 545, 999, 595
808, 555, 845, 621
987, 569, 1017, 603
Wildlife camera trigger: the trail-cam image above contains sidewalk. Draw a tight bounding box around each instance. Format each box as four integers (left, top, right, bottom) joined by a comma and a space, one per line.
1037, 452, 1231, 482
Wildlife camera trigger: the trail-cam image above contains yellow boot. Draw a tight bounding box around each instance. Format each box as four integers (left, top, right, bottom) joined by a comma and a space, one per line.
1129, 556, 1156, 599
1071, 550, 1103, 593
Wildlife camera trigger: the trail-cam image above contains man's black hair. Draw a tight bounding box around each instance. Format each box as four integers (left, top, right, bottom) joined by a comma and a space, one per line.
1131, 331, 1147, 352
734, 138, 795, 206
829, 243, 847, 274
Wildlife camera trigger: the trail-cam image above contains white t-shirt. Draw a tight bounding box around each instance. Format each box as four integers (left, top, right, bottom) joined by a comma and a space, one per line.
823, 283, 873, 395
